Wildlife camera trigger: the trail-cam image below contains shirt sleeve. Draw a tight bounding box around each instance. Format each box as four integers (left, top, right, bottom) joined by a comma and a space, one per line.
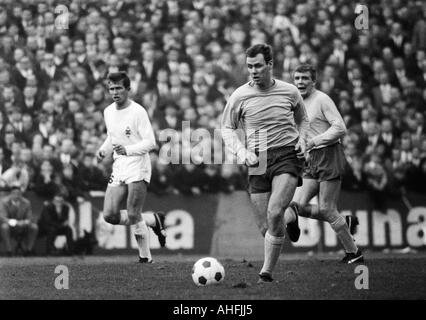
292, 89, 310, 146
124, 108, 157, 156
99, 110, 113, 155
99, 134, 113, 155
0, 200, 7, 224
220, 93, 248, 162
312, 94, 347, 146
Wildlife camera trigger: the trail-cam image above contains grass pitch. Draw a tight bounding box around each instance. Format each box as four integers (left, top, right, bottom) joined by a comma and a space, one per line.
1, 252, 426, 300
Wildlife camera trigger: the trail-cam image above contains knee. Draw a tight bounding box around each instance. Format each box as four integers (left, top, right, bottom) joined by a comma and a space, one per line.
267, 205, 284, 225
319, 207, 339, 222
103, 213, 120, 225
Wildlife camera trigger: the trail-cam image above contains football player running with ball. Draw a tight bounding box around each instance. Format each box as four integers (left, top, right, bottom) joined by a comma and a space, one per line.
221, 44, 310, 283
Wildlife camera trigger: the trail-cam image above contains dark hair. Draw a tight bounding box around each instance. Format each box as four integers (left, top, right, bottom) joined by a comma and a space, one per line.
246, 44, 273, 64
107, 72, 130, 90
293, 64, 317, 82
53, 189, 66, 199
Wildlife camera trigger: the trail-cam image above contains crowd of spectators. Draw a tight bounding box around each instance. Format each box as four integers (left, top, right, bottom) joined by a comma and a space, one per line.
0, 0, 425, 207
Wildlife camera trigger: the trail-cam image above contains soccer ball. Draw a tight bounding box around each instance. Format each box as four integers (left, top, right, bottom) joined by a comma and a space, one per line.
191, 257, 225, 286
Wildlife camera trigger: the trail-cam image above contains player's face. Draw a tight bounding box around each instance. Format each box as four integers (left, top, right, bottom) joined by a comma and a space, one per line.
246, 54, 272, 87
108, 81, 128, 105
293, 71, 315, 98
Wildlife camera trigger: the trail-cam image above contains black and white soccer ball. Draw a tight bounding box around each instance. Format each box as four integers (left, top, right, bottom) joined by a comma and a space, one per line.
191, 257, 225, 286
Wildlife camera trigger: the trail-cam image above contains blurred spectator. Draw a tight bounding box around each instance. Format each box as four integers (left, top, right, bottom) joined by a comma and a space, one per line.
33, 159, 59, 201
172, 163, 205, 196
199, 164, 232, 193
38, 191, 74, 255
0, 185, 38, 256
140, 43, 161, 87
0, 0, 424, 200
78, 153, 108, 192
20, 112, 39, 147
39, 52, 67, 86
59, 163, 86, 205
58, 138, 79, 169
149, 151, 176, 196
0, 155, 30, 192
363, 152, 389, 210
342, 141, 365, 191
378, 117, 396, 157
0, 146, 11, 177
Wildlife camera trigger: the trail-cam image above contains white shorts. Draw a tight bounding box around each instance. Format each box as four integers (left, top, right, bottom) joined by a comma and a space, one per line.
108, 155, 151, 186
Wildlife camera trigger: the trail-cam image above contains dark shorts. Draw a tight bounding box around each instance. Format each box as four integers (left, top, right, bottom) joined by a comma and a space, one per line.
303, 143, 347, 182
248, 146, 304, 194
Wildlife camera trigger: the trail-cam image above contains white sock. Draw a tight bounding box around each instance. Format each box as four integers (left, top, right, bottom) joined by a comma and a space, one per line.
119, 210, 131, 225
141, 213, 156, 227
330, 213, 358, 253
260, 231, 285, 275
134, 220, 151, 260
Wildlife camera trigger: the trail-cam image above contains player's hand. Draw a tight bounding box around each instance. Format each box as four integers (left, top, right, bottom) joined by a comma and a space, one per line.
113, 144, 127, 156
295, 141, 306, 159
8, 219, 17, 227
304, 151, 311, 163
306, 139, 315, 151
245, 151, 259, 167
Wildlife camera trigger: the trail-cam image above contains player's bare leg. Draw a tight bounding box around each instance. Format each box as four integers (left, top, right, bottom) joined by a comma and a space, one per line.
103, 184, 128, 225
256, 173, 299, 283
289, 178, 320, 219
250, 192, 270, 237
141, 212, 167, 247
126, 181, 153, 263
318, 180, 363, 263
103, 182, 153, 263
119, 188, 167, 247
251, 190, 300, 241
287, 179, 359, 235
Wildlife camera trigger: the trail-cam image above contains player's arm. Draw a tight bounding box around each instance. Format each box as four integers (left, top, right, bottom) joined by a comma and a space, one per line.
0, 200, 7, 225
293, 90, 310, 157
311, 95, 347, 147
18, 201, 33, 226
124, 109, 157, 156
97, 134, 113, 162
220, 96, 257, 166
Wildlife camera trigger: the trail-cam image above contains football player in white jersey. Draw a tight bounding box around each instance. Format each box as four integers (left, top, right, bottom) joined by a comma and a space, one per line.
97, 72, 166, 263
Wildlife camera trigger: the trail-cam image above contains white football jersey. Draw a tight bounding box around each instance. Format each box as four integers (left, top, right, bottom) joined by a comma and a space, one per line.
100, 100, 156, 184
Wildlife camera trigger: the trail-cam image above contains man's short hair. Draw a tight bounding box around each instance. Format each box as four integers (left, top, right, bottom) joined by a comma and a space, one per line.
293, 64, 317, 82
107, 72, 130, 90
53, 190, 66, 200
246, 44, 273, 64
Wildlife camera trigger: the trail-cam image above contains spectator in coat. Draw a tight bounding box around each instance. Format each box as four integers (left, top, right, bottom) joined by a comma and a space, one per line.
38, 192, 74, 255
0, 185, 38, 256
